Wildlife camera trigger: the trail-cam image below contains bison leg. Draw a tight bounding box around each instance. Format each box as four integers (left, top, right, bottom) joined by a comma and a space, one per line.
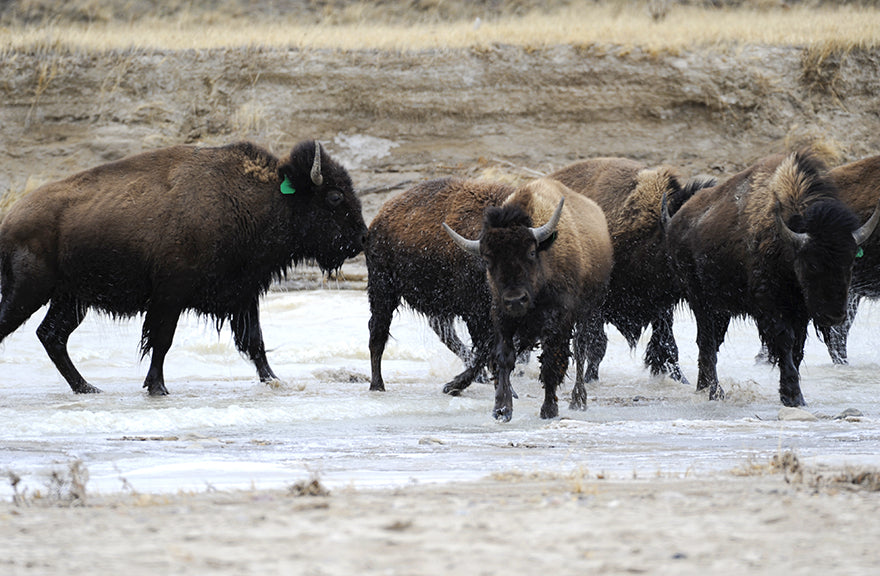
443, 315, 493, 395
492, 323, 518, 422
140, 305, 181, 396
570, 314, 604, 411
818, 294, 860, 365
538, 330, 571, 420
693, 307, 729, 401
645, 308, 689, 385
36, 298, 99, 394
429, 316, 472, 364
757, 316, 807, 407
231, 299, 278, 383
367, 274, 402, 392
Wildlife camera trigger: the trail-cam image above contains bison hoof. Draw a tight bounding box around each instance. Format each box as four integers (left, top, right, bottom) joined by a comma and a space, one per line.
493, 406, 512, 422
569, 386, 588, 411
540, 402, 559, 419
442, 382, 460, 395
146, 383, 169, 396
369, 381, 386, 392
708, 384, 725, 401
73, 383, 102, 394
781, 392, 806, 407
569, 397, 587, 412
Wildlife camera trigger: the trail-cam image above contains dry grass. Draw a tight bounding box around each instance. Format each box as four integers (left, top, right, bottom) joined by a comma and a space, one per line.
2, 5, 880, 55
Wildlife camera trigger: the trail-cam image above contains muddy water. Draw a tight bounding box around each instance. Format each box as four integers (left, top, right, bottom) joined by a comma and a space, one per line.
2, 289, 879, 496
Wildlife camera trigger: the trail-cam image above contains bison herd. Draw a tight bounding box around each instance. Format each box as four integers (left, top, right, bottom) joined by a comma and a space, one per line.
1, 139, 879, 421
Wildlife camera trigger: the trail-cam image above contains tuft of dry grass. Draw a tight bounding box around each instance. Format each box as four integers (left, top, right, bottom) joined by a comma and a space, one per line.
2, 5, 880, 55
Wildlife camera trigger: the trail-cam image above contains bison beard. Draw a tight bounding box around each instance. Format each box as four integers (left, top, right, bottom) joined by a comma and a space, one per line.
0, 139, 368, 395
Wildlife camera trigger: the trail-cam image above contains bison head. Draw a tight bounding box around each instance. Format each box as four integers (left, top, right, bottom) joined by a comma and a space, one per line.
443, 198, 563, 318
778, 200, 880, 325
279, 140, 368, 272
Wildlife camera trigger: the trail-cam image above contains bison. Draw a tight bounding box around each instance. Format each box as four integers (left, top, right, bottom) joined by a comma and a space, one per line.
366, 178, 514, 393
444, 178, 613, 421
0, 139, 368, 395
665, 149, 879, 406
549, 158, 716, 383
812, 154, 880, 364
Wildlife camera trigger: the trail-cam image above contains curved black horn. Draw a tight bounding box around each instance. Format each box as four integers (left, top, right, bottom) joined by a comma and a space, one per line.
530, 198, 565, 243
442, 223, 481, 256
853, 196, 880, 246
776, 209, 809, 251
311, 141, 323, 186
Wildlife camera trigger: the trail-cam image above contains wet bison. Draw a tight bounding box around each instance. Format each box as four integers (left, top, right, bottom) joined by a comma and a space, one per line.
366, 178, 514, 393
665, 150, 879, 406
0, 140, 368, 395
444, 178, 613, 421
813, 154, 880, 364
549, 158, 715, 383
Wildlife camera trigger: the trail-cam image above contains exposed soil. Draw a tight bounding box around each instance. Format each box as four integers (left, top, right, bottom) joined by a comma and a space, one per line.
4, 43, 880, 224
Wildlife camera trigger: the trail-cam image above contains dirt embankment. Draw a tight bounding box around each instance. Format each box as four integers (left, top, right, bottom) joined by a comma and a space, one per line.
3, 44, 880, 224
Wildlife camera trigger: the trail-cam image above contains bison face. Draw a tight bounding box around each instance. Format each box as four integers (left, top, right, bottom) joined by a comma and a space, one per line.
443, 199, 563, 319
793, 240, 855, 326
781, 203, 863, 326
281, 141, 368, 272
481, 227, 547, 317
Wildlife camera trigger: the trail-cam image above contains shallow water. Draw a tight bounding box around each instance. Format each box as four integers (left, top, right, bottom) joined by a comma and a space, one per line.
2, 288, 879, 496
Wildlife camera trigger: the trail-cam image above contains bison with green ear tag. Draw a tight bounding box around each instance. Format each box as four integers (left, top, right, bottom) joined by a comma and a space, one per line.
0, 139, 368, 396
665, 149, 880, 407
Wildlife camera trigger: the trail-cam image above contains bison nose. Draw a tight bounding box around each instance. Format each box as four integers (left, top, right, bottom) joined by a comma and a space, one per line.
502, 290, 530, 316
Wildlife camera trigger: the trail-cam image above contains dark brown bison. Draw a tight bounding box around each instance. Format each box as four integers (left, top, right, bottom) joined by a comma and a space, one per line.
549, 158, 716, 383
813, 154, 880, 364
366, 178, 514, 393
665, 150, 879, 406
444, 178, 613, 421
0, 140, 368, 395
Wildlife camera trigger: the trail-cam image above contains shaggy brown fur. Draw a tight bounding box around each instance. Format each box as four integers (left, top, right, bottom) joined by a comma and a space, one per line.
550, 157, 714, 383
0, 140, 367, 395
366, 177, 515, 393
666, 150, 868, 407
447, 178, 613, 420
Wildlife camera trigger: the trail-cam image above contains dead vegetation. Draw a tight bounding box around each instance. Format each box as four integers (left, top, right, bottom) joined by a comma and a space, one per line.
7, 459, 89, 507
3, 1, 880, 54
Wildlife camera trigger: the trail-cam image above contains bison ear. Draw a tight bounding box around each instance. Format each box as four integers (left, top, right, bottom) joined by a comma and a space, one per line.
537, 230, 558, 252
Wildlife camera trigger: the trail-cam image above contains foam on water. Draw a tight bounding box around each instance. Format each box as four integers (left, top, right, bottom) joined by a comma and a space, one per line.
2, 290, 880, 496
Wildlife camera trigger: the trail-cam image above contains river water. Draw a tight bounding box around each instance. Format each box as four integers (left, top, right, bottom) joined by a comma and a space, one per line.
2, 287, 879, 497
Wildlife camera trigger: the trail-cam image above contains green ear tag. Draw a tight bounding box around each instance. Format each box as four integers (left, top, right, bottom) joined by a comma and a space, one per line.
856, 246, 865, 258
280, 176, 296, 195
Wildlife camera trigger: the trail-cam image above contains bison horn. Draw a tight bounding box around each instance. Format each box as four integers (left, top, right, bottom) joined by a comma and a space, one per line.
853, 197, 880, 246
442, 223, 481, 256
776, 209, 809, 251
660, 192, 671, 230
530, 198, 565, 243
311, 141, 323, 187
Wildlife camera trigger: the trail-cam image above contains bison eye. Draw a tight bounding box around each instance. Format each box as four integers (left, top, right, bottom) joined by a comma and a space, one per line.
326, 190, 343, 207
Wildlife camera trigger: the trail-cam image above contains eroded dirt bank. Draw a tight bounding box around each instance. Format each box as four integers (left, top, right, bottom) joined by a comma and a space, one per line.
3, 44, 880, 225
